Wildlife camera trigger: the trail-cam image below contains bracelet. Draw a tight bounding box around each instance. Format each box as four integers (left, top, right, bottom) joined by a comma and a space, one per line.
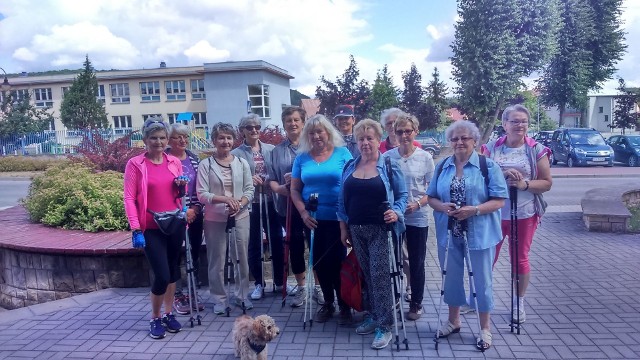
416, 201, 422, 209
475, 206, 480, 216
523, 180, 530, 191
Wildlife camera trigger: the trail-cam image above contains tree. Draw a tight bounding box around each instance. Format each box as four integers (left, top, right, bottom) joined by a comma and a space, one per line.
290, 89, 310, 107
538, 0, 626, 126
0, 92, 53, 137
60, 55, 108, 129
315, 55, 372, 120
401, 64, 440, 131
425, 67, 448, 113
451, 0, 560, 143
368, 65, 399, 120
612, 78, 640, 134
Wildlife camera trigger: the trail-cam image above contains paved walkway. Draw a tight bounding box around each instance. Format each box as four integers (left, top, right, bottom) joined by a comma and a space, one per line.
1, 209, 639, 359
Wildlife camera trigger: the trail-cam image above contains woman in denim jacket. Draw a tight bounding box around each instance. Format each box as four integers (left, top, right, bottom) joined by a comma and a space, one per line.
427, 120, 508, 351
337, 119, 408, 350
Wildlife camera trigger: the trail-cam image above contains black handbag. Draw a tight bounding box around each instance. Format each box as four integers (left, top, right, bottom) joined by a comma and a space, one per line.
147, 209, 187, 235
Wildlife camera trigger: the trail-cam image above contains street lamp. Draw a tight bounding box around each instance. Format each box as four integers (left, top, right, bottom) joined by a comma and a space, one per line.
0, 67, 10, 92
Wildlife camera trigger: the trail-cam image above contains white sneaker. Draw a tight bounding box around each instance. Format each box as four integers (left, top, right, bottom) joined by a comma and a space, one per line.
460, 304, 476, 314
250, 284, 263, 300
313, 285, 325, 305
371, 328, 392, 349
512, 306, 526, 324
274, 283, 296, 295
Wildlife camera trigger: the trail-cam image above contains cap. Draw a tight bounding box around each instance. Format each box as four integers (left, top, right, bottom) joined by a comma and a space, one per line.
334, 105, 354, 118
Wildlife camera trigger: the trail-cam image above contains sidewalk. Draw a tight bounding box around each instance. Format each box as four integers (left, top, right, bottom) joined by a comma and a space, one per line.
1, 210, 639, 359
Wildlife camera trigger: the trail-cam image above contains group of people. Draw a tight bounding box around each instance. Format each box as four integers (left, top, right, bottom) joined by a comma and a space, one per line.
123, 103, 552, 351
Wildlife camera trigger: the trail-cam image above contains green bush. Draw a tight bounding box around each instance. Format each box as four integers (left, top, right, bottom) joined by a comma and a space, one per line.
22, 162, 128, 232
0, 156, 67, 172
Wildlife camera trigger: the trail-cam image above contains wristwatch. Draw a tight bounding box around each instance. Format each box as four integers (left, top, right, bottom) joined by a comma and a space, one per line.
475, 206, 480, 216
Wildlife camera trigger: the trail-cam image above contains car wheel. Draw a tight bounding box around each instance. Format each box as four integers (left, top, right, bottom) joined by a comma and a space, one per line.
551, 152, 557, 165
628, 156, 638, 167
567, 156, 575, 168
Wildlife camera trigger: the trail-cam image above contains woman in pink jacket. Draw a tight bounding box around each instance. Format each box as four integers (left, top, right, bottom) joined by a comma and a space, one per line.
124, 116, 185, 340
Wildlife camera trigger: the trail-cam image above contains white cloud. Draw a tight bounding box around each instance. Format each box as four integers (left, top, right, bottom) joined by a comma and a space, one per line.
12, 47, 36, 62
183, 40, 230, 63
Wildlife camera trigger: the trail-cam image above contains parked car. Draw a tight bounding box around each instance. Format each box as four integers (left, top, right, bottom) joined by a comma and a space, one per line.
606, 135, 640, 167
533, 131, 554, 147
415, 134, 441, 156
549, 128, 613, 167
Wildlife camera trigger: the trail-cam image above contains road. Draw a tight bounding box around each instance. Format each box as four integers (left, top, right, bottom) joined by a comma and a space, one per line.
0, 179, 30, 210
546, 176, 640, 207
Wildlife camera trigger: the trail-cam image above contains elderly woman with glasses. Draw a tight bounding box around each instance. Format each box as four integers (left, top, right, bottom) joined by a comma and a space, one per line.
124, 116, 185, 339
426, 120, 508, 351
231, 114, 285, 301
381, 113, 434, 321
481, 104, 552, 325
197, 123, 254, 315
166, 123, 205, 315
290, 114, 353, 325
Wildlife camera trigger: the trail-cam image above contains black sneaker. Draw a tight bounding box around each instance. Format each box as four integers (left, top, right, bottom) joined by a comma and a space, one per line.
338, 306, 353, 326
161, 312, 182, 333
149, 317, 166, 339
313, 304, 335, 323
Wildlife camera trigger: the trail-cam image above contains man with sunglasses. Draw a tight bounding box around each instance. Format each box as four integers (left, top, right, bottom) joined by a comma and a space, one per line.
333, 105, 360, 157
231, 114, 286, 301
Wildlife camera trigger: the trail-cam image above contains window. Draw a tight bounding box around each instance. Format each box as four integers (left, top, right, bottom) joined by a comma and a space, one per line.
193, 112, 207, 126
142, 114, 162, 122
113, 115, 132, 134
191, 79, 206, 99
167, 113, 179, 124
248, 84, 270, 118
97, 84, 106, 104
140, 81, 161, 102
34, 88, 53, 107
9, 89, 29, 103
604, 115, 609, 122
598, 106, 604, 113
110, 83, 130, 103
165, 80, 186, 101
61, 87, 70, 99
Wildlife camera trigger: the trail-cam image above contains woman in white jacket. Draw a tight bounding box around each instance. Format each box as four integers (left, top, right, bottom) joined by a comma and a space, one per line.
197, 122, 254, 315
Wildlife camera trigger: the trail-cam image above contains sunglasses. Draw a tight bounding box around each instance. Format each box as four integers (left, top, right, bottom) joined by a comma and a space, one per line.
449, 136, 474, 143
395, 129, 414, 136
244, 125, 261, 131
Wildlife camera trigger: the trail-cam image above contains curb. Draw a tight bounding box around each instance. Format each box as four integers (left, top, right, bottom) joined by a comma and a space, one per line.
551, 174, 640, 179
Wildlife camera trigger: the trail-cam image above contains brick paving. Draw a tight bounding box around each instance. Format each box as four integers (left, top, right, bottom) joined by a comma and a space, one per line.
1, 209, 640, 359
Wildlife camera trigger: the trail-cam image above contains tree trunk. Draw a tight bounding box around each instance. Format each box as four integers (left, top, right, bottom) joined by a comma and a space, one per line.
559, 104, 565, 127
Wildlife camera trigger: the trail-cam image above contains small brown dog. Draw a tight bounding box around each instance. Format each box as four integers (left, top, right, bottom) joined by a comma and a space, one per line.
233, 314, 280, 360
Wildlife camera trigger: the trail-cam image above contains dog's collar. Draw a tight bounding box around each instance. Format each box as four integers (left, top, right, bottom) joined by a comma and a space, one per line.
249, 340, 266, 354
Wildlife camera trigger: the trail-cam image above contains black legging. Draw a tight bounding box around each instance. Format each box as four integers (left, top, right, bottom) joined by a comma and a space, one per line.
306, 220, 347, 308
279, 206, 307, 275
144, 228, 183, 295
405, 225, 428, 305
248, 200, 284, 286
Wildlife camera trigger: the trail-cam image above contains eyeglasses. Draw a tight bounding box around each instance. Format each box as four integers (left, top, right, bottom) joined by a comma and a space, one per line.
244, 125, 261, 131
395, 129, 414, 136
507, 120, 529, 126
449, 136, 474, 143
170, 135, 188, 141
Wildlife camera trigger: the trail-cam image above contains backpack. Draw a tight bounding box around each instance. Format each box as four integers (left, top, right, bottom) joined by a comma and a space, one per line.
340, 250, 364, 312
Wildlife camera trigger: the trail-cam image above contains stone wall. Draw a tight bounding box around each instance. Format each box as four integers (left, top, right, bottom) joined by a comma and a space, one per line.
0, 248, 151, 309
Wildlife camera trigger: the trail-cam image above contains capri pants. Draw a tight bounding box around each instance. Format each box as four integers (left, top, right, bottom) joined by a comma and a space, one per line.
494, 215, 539, 274
144, 229, 183, 296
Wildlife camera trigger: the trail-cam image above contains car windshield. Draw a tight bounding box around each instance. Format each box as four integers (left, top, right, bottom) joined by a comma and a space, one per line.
569, 132, 606, 146
627, 136, 640, 146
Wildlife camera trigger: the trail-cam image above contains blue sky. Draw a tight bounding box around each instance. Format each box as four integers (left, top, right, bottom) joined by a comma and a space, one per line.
0, 0, 637, 96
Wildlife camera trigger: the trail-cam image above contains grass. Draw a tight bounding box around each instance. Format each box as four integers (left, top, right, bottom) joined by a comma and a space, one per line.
628, 205, 640, 232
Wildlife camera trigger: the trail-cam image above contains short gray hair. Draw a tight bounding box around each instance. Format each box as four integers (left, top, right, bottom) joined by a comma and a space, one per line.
354, 118, 384, 141
445, 120, 481, 143
502, 104, 531, 124
239, 113, 261, 129
211, 122, 237, 141
142, 115, 168, 139
380, 108, 405, 127
393, 113, 419, 133
298, 114, 345, 153
168, 123, 190, 138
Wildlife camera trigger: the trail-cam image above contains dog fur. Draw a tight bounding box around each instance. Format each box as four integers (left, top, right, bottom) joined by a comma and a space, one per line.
233, 314, 279, 360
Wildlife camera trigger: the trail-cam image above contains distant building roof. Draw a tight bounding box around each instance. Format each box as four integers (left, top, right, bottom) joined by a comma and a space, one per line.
204, 60, 293, 79
446, 107, 465, 121
301, 99, 320, 117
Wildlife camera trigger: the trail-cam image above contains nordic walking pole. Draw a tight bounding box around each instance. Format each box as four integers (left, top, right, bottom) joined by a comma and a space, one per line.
303, 193, 318, 330
282, 195, 292, 307
263, 184, 275, 293
182, 191, 201, 327
230, 214, 247, 315
258, 184, 266, 297
434, 209, 454, 350
225, 216, 235, 317
509, 186, 521, 334
461, 219, 485, 352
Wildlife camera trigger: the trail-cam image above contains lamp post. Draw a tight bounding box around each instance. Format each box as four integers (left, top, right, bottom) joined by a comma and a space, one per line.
0, 67, 10, 93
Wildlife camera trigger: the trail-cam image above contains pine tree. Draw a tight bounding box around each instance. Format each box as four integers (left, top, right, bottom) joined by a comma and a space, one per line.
612, 78, 640, 134
425, 67, 448, 113
315, 55, 372, 120
60, 55, 108, 129
368, 65, 399, 121
401, 64, 439, 130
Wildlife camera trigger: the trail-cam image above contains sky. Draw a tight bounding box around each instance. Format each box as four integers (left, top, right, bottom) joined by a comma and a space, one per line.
0, 0, 639, 98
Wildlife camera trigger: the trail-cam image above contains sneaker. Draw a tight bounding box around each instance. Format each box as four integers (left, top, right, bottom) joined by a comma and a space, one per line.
512, 307, 526, 324
149, 317, 166, 339
251, 284, 264, 300
173, 294, 191, 315
231, 295, 254, 310
313, 285, 326, 305
460, 304, 476, 314
371, 328, 392, 349
161, 312, 182, 333
338, 306, 353, 326
274, 284, 296, 295
314, 304, 335, 323
190, 294, 205, 312
407, 303, 423, 321
290, 286, 306, 308
213, 302, 227, 315
356, 314, 376, 335
404, 287, 412, 302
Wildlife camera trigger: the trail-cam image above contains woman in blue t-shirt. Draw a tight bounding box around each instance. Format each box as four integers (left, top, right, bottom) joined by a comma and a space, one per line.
290, 114, 353, 325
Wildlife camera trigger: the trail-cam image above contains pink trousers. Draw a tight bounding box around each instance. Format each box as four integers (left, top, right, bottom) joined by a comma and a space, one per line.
493, 215, 539, 274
